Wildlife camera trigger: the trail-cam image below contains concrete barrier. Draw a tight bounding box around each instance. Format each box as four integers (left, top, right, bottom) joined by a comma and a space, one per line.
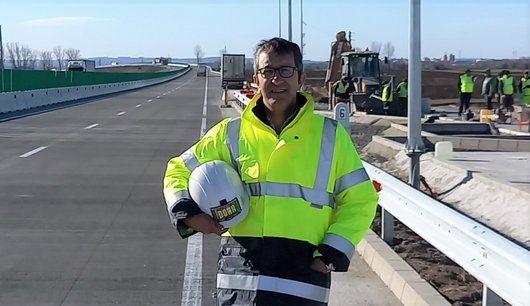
0, 67, 190, 114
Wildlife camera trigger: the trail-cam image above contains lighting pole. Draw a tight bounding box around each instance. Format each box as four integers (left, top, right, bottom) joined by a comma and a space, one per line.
278, 0, 282, 37
407, 0, 425, 188
300, 0, 304, 55
0, 25, 4, 70
288, 0, 292, 41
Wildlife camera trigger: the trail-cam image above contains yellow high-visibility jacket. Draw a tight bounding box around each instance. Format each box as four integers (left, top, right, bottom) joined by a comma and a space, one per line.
163, 92, 378, 305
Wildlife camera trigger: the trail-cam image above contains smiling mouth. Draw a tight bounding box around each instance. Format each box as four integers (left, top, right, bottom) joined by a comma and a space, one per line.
270, 89, 287, 94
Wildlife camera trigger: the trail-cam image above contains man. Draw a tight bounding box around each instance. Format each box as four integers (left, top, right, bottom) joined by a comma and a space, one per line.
458, 69, 476, 117
499, 70, 516, 112
395, 78, 408, 116
380, 80, 392, 115
520, 71, 530, 106
333, 76, 352, 100
163, 38, 378, 306
496, 71, 504, 107
481, 69, 496, 110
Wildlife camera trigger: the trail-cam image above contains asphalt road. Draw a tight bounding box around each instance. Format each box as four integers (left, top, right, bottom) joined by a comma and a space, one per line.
0, 69, 226, 306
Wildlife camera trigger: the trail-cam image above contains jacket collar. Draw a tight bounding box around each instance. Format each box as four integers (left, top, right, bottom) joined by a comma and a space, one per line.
242, 92, 315, 133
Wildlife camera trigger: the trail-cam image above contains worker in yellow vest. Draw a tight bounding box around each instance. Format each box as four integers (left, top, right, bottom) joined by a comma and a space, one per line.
395, 78, 408, 116
458, 69, 476, 117
381, 81, 392, 114
499, 70, 517, 112
163, 38, 378, 306
520, 71, 530, 106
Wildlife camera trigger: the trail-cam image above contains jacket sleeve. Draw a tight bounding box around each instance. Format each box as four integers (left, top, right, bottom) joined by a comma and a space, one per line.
163, 118, 233, 238
316, 123, 379, 272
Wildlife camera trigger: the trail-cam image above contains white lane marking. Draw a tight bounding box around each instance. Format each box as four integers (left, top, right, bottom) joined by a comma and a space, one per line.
19, 146, 48, 158
85, 123, 99, 129
181, 234, 203, 306
201, 118, 207, 136
117, 112, 126, 116
136, 104, 142, 108
181, 68, 209, 306
147, 99, 153, 103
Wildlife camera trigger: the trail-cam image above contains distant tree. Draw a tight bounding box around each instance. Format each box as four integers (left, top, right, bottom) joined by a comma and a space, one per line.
28, 50, 39, 70
382, 42, 395, 59
64, 48, 81, 60
6, 42, 21, 69
53, 46, 64, 70
194, 45, 203, 64
20, 45, 34, 69
370, 41, 382, 53
41, 51, 53, 70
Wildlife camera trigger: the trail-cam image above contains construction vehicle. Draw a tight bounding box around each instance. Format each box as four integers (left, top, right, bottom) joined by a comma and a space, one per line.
335, 50, 391, 115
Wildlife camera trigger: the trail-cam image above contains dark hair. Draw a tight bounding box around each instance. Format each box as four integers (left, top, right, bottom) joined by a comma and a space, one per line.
253, 37, 303, 74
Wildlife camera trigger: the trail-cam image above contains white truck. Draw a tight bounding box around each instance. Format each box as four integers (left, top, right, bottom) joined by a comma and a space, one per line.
67, 59, 96, 72
221, 54, 245, 89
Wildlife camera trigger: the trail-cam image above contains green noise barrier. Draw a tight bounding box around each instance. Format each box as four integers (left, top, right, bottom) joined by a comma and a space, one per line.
0, 67, 187, 93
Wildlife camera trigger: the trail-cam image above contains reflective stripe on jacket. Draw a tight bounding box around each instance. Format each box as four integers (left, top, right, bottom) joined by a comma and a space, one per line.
460, 74, 474, 93
163, 92, 378, 305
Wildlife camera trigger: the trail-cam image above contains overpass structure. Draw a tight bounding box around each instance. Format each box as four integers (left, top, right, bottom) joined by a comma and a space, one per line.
0, 66, 528, 306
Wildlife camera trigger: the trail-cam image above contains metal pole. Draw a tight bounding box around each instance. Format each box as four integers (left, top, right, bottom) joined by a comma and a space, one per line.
288, 0, 292, 41
300, 0, 303, 55
0, 25, 4, 70
483, 284, 503, 306
407, 0, 425, 189
279, 0, 282, 37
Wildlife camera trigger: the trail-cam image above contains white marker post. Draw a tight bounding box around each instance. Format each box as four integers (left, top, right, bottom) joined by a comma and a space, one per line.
334, 102, 350, 134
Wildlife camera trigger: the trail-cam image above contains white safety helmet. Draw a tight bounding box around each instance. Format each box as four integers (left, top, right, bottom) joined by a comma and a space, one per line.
188, 160, 249, 228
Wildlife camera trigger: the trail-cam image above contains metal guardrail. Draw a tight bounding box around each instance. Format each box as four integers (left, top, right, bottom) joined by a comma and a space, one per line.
232, 92, 530, 306
363, 162, 530, 306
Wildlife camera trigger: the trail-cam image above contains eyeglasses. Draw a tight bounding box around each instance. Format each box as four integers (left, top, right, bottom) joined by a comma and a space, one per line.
257, 66, 297, 79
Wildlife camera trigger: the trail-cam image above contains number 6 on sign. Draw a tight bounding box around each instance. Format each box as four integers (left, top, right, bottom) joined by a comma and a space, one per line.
334, 102, 350, 133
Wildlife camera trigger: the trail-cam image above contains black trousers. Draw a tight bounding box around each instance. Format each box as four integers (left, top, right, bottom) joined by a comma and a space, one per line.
459, 92, 472, 115
485, 95, 493, 110
398, 97, 407, 116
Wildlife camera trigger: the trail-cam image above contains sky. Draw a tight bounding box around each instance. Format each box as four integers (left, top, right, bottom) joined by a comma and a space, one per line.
1, 0, 529, 61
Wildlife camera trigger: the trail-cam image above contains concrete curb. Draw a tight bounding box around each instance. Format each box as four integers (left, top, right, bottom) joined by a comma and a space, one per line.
358, 231, 451, 306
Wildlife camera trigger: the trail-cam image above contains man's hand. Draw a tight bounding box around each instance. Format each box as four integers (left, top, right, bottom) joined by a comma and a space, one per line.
184, 213, 227, 236
310, 257, 330, 274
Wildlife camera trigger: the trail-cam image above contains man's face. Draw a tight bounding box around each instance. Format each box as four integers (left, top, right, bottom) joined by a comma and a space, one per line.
253, 51, 305, 112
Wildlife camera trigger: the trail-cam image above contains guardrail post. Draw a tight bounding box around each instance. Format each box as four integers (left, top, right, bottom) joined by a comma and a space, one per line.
381, 208, 395, 245
483, 285, 503, 306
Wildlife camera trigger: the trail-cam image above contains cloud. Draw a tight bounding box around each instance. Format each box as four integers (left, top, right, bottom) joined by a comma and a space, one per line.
25, 17, 111, 26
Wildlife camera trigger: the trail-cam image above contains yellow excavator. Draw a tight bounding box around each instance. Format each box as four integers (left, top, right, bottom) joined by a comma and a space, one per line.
326, 31, 393, 115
